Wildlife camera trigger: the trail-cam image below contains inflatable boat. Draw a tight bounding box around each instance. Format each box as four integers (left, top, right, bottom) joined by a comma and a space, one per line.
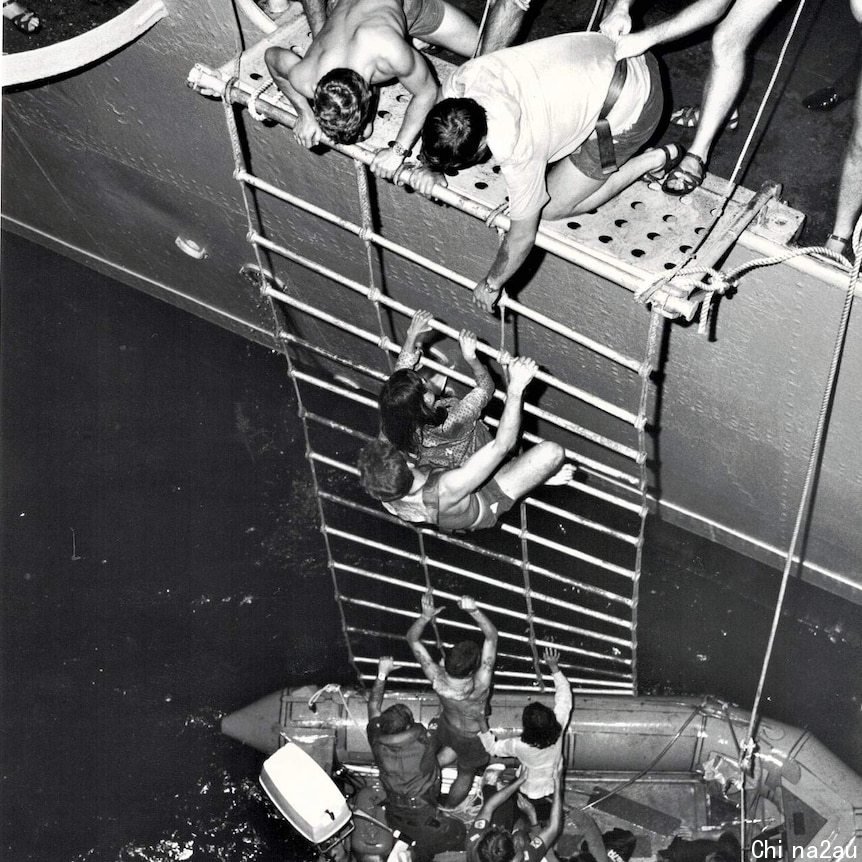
223, 686, 862, 860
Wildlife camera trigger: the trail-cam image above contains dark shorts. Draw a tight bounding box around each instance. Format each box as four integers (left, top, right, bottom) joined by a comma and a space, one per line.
403, 0, 446, 38
569, 52, 663, 181
437, 476, 516, 532
431, 712, 490, 772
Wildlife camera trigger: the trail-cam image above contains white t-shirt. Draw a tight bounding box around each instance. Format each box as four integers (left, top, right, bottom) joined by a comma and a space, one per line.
479, 669, 573, 799
442, 33, 651, 220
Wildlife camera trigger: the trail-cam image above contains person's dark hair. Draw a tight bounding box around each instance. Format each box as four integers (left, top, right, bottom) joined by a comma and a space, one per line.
445, 640, 480, 678
476, 827, 516, 862
357, 439, 413, 502
379, 369, 447, 454
420, 98, 488, 172
521, 701, 562, 749
378, 703, 414, 735
314, 68, 373, 144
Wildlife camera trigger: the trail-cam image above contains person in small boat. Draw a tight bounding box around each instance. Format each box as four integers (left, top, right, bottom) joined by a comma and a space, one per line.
264, 0, 478, 173
357, 356, 571, 531
411, 31, 674, 313
366, 654, 466, 861
405, 592, 496, 809
600, 0, 782, 196
467, 769, 566, 862
478, 647, 572, 824
383, 309, 494, 470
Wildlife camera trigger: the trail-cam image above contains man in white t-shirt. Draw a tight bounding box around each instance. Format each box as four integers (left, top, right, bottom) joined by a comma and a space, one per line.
412, 32, 677, 312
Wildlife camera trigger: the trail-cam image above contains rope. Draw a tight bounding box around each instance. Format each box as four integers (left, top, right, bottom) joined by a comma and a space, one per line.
416, 532, 445, 657
738, 219, 860, 855
472, 0, 493, 58
585, 0, 606, 32
580, 703, 703, 810
519, 501, 545, 690
219, 75, 363, 687
629, 309, 663, 693
354, 162, 394, 373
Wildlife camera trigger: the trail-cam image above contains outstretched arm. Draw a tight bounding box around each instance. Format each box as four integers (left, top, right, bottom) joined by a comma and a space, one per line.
472, 213, 542, 313
568, 806, 609, 862
460, 596, 497, 685
371, 44, 440, 180
536, 770, 566, 854
545, 647, 573, 726
394, 309, 433, 370
613, 0, 734, 59
436, 357, 536, 506
406, 590, 443, 683
476, 773, 528, 822
368, 656, 396, 719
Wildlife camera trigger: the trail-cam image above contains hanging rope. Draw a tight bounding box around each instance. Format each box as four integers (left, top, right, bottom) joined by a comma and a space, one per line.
737, 218, 860, 854
586, 0, 606, 32
629, 308, 663, 693
416, 532, 445, 657
354, 162, 394, 373
519, 501, 545, 690
219, 70, 364, 687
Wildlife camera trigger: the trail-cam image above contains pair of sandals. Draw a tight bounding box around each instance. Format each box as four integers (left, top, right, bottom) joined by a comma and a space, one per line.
3, 0, 41, 33
645, 143, 707, 197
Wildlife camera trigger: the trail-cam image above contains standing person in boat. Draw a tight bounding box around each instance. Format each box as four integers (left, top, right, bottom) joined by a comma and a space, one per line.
264, 0, 478, 173
600, 0, 782, 196
466, 768, 569, 862
406, 592, 496, 809
366, 654, 466, 861
478, 647, 572, 824
357, 355, 571, 532
411, 31, 676, 313
383, 309, 494, 470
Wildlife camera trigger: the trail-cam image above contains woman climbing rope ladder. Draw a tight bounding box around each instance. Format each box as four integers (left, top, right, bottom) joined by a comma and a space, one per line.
358, 354, 572, 533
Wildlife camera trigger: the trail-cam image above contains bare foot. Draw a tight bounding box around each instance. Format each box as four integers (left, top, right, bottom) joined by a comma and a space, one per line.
545, 464, 574, 486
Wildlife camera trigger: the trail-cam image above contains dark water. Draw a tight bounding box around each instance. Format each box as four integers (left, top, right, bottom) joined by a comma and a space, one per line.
2, 232, 861, 861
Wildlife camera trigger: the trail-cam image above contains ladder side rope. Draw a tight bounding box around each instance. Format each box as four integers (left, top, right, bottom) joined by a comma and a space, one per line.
354, 161, 394, 373
416, 530, 445, 657
630, 309, 663, 693
220, 75, 364, 686
738, 220, 860, 856
520, 504, 545, 690
586, 0, 606, 32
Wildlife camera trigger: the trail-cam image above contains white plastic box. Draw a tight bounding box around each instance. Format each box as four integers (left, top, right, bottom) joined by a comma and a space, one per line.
260, 740, 352, 844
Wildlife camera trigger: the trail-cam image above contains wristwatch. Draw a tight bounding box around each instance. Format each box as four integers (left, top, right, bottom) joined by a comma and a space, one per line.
388, 140, 409, 158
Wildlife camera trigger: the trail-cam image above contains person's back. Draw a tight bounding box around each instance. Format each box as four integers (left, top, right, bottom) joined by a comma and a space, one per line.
290, 0, 409, 97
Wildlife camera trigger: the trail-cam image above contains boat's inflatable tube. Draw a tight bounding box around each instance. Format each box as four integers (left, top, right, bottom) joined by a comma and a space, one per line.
222, 688, 862, 857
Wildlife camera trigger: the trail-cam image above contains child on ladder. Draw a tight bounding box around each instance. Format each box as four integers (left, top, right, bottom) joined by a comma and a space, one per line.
380, 309, 495, 470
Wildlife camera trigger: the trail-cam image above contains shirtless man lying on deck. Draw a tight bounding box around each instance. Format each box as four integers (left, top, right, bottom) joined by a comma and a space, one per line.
357, 355, 571, 532
264, 0, 478, 179
407, 591, 496, 808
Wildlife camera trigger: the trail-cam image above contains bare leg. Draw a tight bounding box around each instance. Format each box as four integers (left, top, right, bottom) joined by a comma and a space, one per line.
829, 68, 862, 249
443, 765, 477, 808
422, 1, 479, 57
543, 148, 671, 221
437, 745, 458, 767
478, 0, 530, 55
684, 0, 781, 168
492, 441, 565, 502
